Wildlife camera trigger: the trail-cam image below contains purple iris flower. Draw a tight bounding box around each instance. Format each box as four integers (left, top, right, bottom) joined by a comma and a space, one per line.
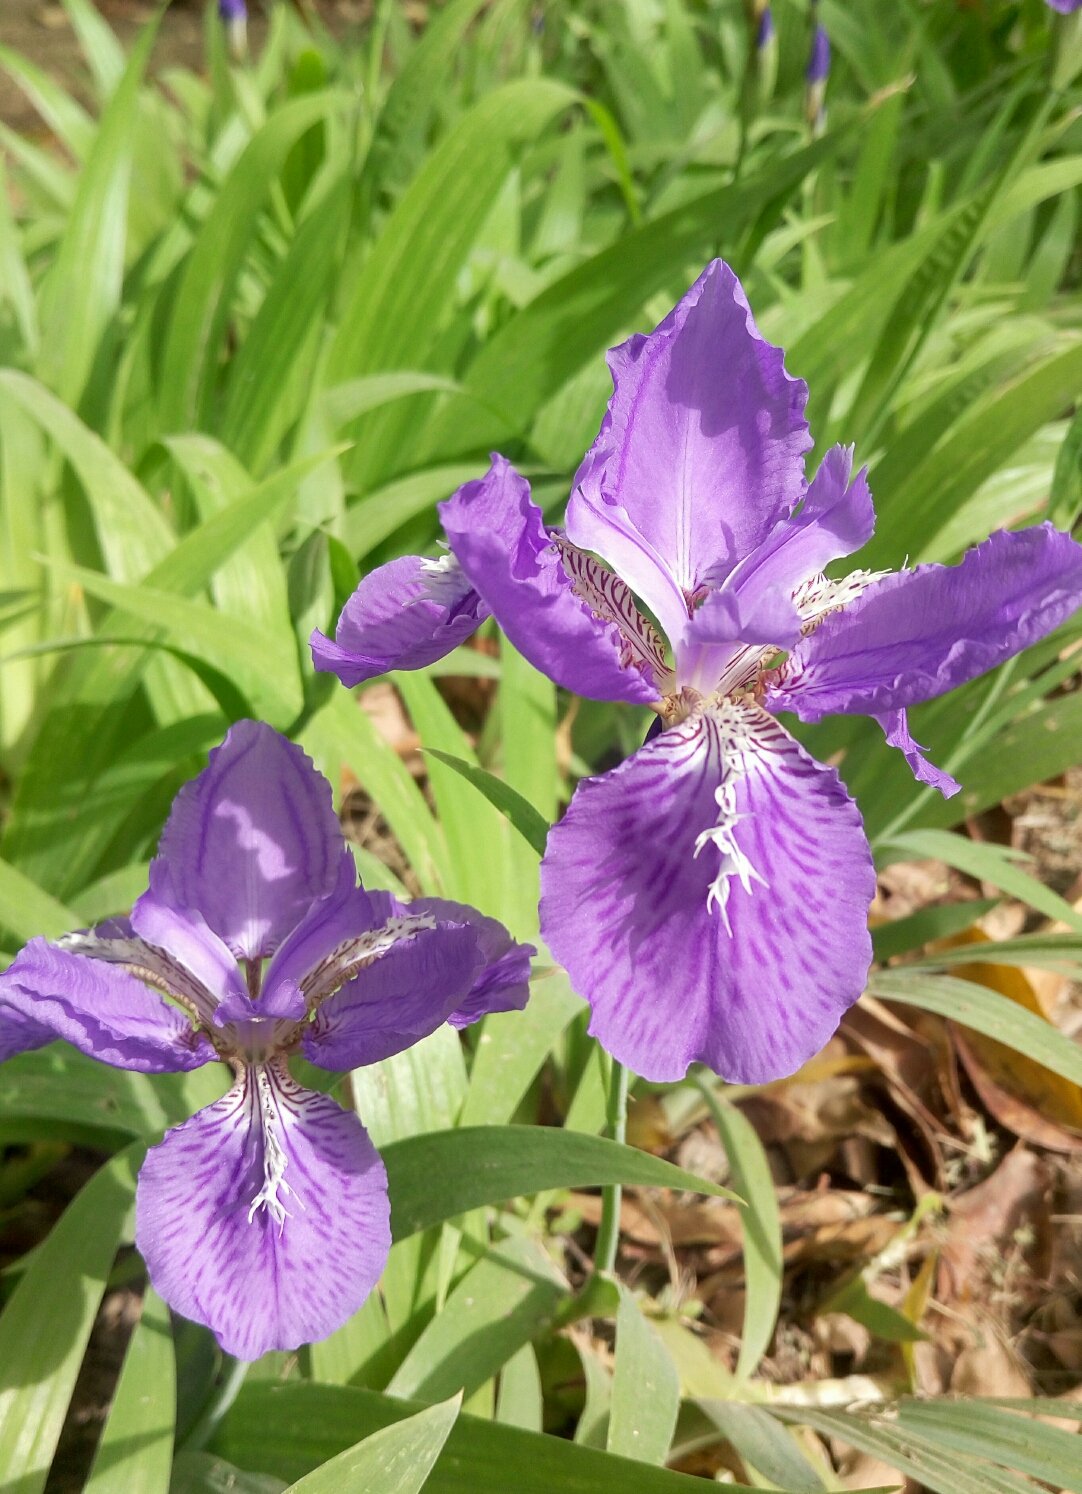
0, 721, 531, 1360
312, 260, 1082, 1088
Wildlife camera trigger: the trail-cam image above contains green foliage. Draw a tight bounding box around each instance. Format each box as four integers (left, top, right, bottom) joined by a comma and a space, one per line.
0, 0, 1080, 1490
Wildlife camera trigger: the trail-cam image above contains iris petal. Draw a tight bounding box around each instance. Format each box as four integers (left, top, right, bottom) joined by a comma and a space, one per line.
0, 937, 213, 1072
155, 720, 346, 962
303, 921, 484, 1069
771, 524, 1082, 722
567, 259, 811, 643
136, 1060, 389, 1361
440, 456, 662, 706
311, 553, 488, 687
540, 703, 874, 1082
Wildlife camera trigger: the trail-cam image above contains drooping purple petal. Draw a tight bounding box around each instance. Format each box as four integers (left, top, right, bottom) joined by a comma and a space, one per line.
771, 524, 1082, 722
407, 897, 534, 1027
877, 709, 960, 798
540, 704, 875, 1083
136, 1061, 389, 1360
303, 921, 485, 1070
0, 938, 213, 1072
565, 260, 811, 644
310, 554, 488, 687
156, 720, 346, 962
439, 457, 663, 705
1046, 0, 1082, 14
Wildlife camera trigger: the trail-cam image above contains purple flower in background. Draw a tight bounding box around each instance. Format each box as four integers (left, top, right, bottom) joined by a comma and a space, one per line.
806, 23, 830, 83
218, 0, 247, 58
312, 260, 1082, 1087
0, 721, 531, 1359
805, 23, 830, 130
1047, 0, 1082, 13
756, 7, 775, 49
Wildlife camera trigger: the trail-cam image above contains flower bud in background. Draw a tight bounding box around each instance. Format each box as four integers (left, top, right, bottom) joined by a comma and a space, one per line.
756, 6, 778, 100
1049, 0, 1082, 91
804, 23, 830, 134
740, 0, 776, 138
219, 0, 248, 61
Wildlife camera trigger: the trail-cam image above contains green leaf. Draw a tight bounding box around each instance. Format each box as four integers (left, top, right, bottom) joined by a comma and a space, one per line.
387, 1238, 566, 1403
37, 23, 156, 405
170, 1451, 287, 1493
495, 1344, 543, 1433
697, 1085, 782, 1380
607, 1288, 679, 1466
215, 1381, 776, 1491
284, 1394, 461, 1494
424, 749, 551, 860
880, 829, 1082, 934
83, 1287, 175, 1494
0, 1046, 226, 1143
44, 559, 301, 724
382, 1125, 738, 1241
422, 128, 852, 459
873, 970, 1082, 1087
897, 1398, 1082, 1493
459, 972, 582, 1128
0, 856, 82, 943
0, 1146, 141, 1494
158, 92, 342, 431
396, 676, 509, 917
61, 0, 126, 97
772, 1406, 1039, 1494
0, 369, 174, 580
694, 1404, 827, 1494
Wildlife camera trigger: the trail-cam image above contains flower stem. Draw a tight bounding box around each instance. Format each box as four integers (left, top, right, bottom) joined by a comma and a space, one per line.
181, 1354, 249, 1453
593, 1056, 629, 1275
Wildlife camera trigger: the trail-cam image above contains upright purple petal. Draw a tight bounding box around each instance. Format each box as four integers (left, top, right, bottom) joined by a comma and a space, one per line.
674, 446, 875, 686
136, 1061, 389, 1360
0, 938, 213, 1072
540, 704, 875, 1083
407, 897, 534, 1027
311, 554, 488, 687
772, 524, 1082, 722
131, 861, 248, 1014
566, 260, 811, 644
440, 457, 663, 705
260, 851, 384, 998
156, 721, 346, 961
303, 921, 484, 1069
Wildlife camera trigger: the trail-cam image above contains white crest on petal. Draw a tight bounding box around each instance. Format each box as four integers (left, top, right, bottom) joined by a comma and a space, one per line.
248, 1068, 293, 1227
793, 567, 891, 633
57, 930, 218, 1026
300, 912, 437, 1010
245, 1061, 302, 1230
693, 702, 778, 933
419, 551, 467, 600
553, 536, 674, 694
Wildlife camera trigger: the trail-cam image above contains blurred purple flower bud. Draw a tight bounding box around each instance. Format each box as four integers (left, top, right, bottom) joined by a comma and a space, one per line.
756, 7, 775, 49
1047, 0, 1082, 12
219, 0, 247, 19
806, 24, 830, 84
